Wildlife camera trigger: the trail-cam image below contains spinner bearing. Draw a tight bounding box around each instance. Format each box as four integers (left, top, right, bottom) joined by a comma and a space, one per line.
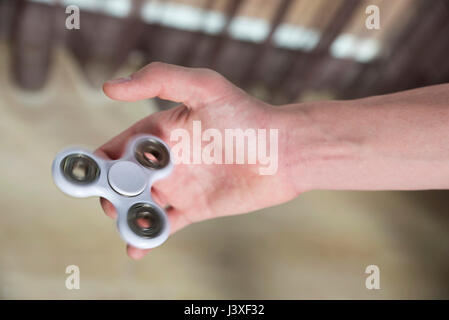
52, 135, 173, 249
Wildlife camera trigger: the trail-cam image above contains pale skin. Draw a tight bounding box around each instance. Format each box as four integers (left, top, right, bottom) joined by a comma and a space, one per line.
96, 62, 449, 259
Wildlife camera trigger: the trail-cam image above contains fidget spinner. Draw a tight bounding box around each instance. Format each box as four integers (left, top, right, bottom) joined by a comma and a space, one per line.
52, 135, 173, 249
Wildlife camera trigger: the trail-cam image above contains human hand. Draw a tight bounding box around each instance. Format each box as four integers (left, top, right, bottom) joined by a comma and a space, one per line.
96, 62, 299, 259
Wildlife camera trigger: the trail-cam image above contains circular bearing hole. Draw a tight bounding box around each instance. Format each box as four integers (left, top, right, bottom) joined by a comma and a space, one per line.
61, 154, 100, 184
144, 151, 159, 162
127, 203, 164, 238
135, 139, 169, 169
136, 216, 151, 228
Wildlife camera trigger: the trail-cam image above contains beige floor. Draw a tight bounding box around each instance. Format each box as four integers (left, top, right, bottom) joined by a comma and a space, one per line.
0, 42, 448, 299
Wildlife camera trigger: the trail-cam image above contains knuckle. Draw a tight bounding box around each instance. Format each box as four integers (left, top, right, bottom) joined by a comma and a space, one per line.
197, 68, 231, 92
144, 61, 165, 73
148, 61, 164, 68
199, 68, 222, 81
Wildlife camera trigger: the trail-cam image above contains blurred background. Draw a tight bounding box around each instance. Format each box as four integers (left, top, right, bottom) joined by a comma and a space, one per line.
0, 0, 448, 299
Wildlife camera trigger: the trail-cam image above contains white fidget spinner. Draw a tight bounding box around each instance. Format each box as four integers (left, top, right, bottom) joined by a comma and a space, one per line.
52, 135, 173, 249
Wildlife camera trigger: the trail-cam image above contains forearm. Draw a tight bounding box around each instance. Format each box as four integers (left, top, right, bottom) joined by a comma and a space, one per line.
278, 83, 449, 192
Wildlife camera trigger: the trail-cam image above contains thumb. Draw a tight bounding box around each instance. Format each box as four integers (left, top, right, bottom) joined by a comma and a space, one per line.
103, 62, 233, 109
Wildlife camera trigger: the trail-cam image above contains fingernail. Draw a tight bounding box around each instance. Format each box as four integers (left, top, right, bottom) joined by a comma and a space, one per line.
106, 76, 132, 84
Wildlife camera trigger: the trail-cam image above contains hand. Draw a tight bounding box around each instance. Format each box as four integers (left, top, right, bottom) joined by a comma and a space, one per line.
96, 62, 299, 259
96, 62, 449, 259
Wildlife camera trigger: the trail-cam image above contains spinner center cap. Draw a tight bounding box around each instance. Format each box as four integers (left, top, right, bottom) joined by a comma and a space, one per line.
108, 161, 146, 196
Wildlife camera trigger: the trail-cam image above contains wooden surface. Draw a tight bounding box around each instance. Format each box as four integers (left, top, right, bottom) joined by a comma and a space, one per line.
3, 0, 449, 103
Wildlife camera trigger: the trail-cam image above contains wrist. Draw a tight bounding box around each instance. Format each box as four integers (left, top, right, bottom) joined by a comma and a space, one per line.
274, 100, 366, 193
276, 92, 449, 192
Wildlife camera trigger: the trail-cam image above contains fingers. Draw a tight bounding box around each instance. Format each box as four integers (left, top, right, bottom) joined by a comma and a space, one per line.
99, 197, 117, 219
125, 207, 192, 260
98, 193, 191, 260
98, 197, 193, 259
99, 198, 192, 234
94, 125, 137, 160
103, 62, 232, 108
126, 207, 192, 260
127, 244, 150, 260
93, 149, 118, 220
